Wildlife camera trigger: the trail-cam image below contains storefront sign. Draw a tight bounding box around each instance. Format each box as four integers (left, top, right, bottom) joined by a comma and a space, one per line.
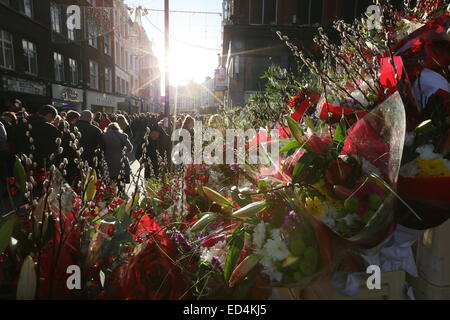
214, 68, 228, 92
2, 75, 47, 96
52, 84, 83, 102
86, 90, 125, 109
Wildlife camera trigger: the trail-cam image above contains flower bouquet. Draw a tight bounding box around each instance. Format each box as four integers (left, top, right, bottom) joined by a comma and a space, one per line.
276, 91, 407, 250
185, 184, 334, 297
394, 12, 450, 230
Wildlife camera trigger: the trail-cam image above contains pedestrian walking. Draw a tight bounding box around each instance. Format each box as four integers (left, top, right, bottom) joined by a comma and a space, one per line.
103, 122, 133, 184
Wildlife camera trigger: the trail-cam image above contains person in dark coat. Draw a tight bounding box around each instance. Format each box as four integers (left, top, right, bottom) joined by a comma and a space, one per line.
140, 123, 171, 179
15, 105, 60, 170
1, 112, 17, 180
0, 121, 7, 189
117, 115, 133, 140
75, 110, 105, 169
56, 111, 80, 186
103, 122, 133, 184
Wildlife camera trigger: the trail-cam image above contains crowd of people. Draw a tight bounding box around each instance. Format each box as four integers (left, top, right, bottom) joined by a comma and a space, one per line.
0, 99, 201, 204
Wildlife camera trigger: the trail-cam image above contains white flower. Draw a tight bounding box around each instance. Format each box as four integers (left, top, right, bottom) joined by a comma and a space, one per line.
400, 161, 420, 178
200, 240, 226, 265
260, 255, 283, 283
201, 248, 214, 263
416, 144, 440, 160
253, 222, 266, 249
201, 241, 226, 263
263, 238, 289, 261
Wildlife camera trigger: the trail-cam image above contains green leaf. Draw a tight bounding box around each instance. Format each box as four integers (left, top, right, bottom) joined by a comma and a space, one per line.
303, 117, 316, 132
13, 158, 26, 193
224, 228, 245, 283
99, 270, 105, 288
334, 118, 347, 146
16, 256, 36, 300
279, 140, 302, 154
285, 116, 304, 144
83, 169, 97, 202
115, 204, 126, 221
0, 218, 15, 254
190, 213, 218, 233
236, 272, 257, 299
292, 153, 317, 183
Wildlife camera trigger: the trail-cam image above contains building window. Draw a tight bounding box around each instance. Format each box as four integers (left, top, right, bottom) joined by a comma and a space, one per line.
89, 33, 98, 48
88, 22, 98, 48
115, 41, 119, 64
22, 39, 37, 75
51, 5, 62, 33
250, 0, 277, 25
68, 28, 75, 41
104, 34, 111, 56
89, 60, 99, 90
105, 66, 112, 93
120, 47, 125, 68
19, 0, 33, 18
0, 30, 14, 70
116, 76, 120, 94
69, 58, 78, 85
53, 52, 64, 82
297, 0, 323, 25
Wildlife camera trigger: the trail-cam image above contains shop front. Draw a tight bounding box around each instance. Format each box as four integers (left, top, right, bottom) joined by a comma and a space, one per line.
0, 75, 50, 113
117, 97, 141, 114
51, 84, 84, 112
86, 90, 125, 114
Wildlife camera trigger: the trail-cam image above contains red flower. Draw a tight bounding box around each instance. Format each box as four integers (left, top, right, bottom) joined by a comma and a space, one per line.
9, 187, 17, 196
307, 135, 332, 155
283, 149, 304, 177
108, 217, 188, 300
341, 117, 389, 175
289, 92, 320, 121
9, 177, 15, 185
319, 102, 367, 124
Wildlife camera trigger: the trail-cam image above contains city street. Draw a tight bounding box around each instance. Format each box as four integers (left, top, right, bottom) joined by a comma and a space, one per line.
0, 0, 449, 303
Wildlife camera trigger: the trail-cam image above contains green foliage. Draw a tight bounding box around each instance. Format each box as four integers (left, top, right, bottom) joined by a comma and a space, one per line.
13, 158, 26, 194
0, 218, 15, 254
229, 65, 311, 129
223, 228, 245, 283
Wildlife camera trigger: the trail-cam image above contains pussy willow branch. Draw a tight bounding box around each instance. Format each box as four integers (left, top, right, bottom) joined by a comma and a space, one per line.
279, 32, 368, 110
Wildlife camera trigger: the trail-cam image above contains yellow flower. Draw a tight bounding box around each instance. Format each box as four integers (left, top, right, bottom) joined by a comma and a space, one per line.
416, 158, 450, 177
304, 196, 326, 217
312, 182, 343, 211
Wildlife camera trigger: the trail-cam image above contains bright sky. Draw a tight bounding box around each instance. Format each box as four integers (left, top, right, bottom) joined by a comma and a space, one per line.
124, 0, 223, 91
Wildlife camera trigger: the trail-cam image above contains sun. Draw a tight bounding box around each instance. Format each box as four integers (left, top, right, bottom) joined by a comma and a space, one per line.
167, 42, 219, 86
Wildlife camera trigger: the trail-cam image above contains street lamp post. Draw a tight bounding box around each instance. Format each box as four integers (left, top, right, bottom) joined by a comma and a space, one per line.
164, 0, 170, 116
